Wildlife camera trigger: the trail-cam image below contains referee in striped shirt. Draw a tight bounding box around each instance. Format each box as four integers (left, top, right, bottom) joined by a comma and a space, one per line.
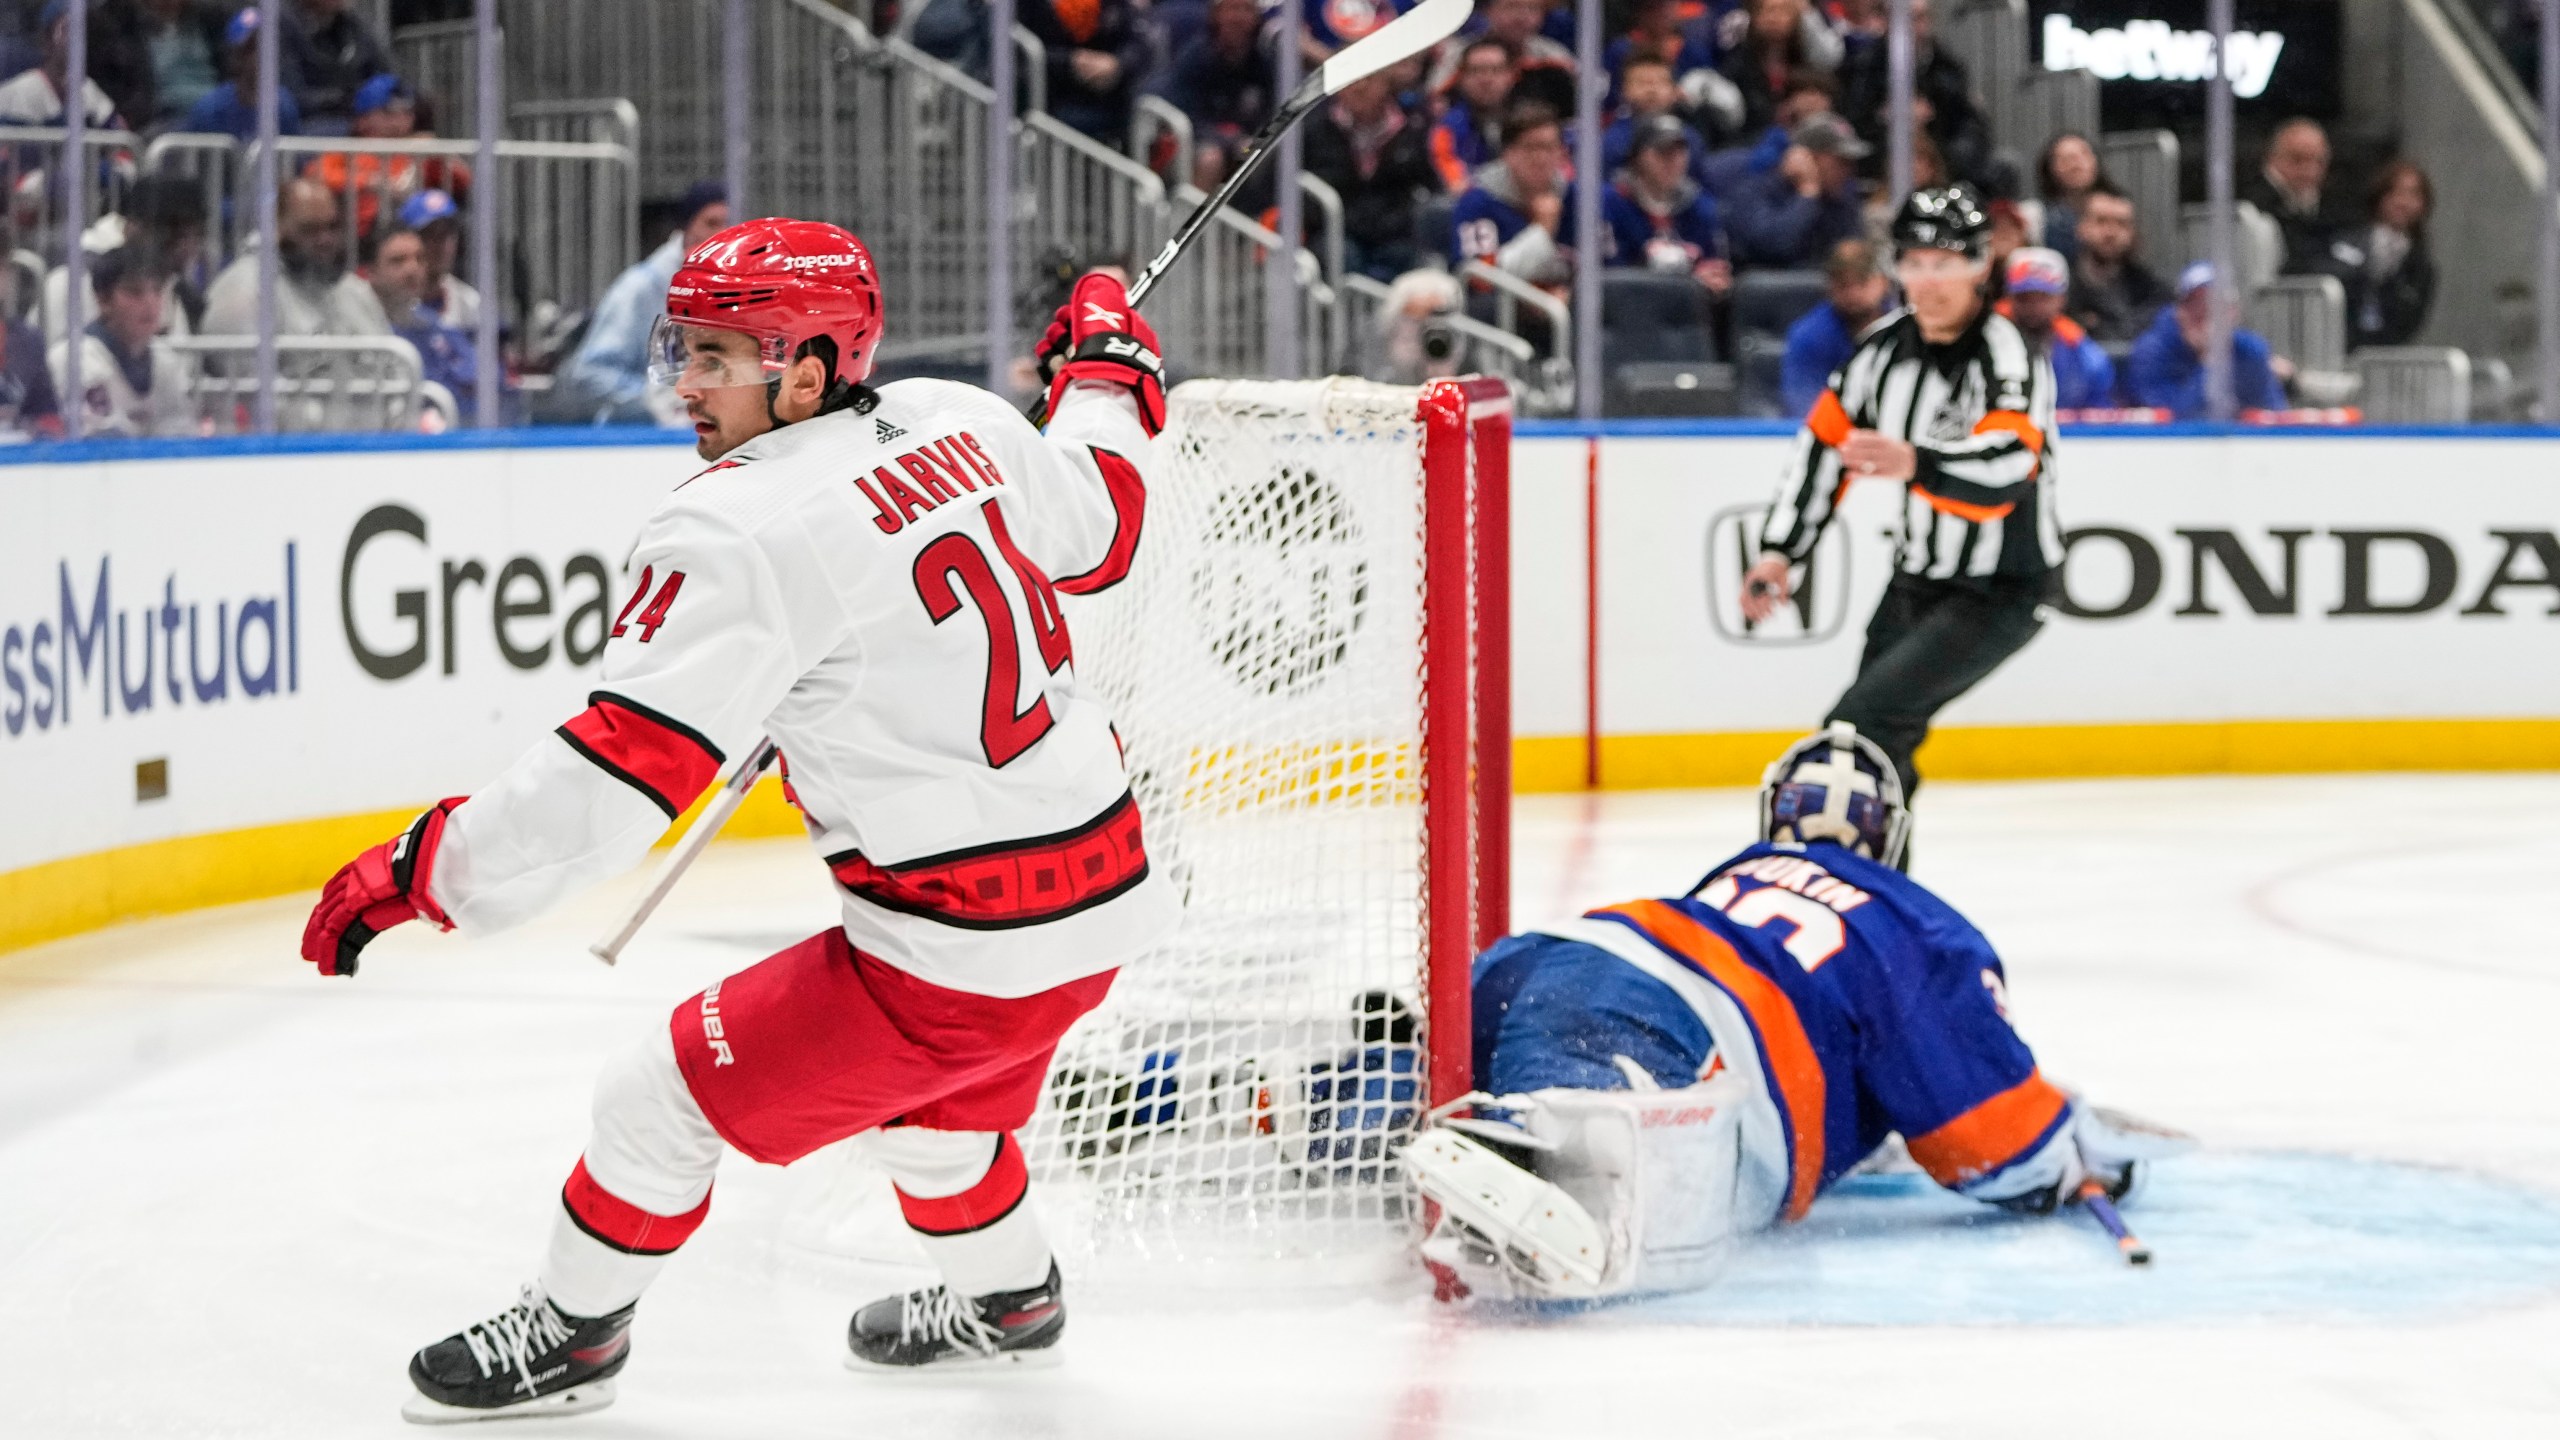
1739, 185, 2060, 816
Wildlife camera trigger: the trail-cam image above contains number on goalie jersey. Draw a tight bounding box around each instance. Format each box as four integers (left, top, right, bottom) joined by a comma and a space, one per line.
1477, 838, 2078, 1223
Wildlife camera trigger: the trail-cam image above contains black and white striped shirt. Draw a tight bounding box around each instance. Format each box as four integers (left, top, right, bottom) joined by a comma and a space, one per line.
1760, 306, 2062, 583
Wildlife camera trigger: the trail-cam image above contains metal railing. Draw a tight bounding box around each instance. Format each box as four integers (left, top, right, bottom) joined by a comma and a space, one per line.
2100, 130, 2182, 276
141, 133, 244, 271
510, 98, 642, 153
0, 127, 140, 260
1460, 259, 1572, 363
171, 335, 431, 434
1012, 24, 1048, 118
1131, 95, 1195, 188
2356, 346, 2475, 422
393, 18, 483, 133
1298, 171, 1347, 291
208, 136, 640, 327
2250, 276, 2349, 374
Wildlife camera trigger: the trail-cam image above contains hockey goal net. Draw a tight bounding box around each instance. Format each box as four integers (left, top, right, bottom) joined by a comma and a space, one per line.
1020, 375, 1512, 1282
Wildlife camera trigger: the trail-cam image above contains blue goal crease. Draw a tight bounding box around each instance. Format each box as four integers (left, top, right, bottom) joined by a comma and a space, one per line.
1457, 1151, 2560, 1329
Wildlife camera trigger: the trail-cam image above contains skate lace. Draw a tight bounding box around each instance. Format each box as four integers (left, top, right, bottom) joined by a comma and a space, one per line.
898, 1285, 1004, 1358
460, 1284, 580, 1392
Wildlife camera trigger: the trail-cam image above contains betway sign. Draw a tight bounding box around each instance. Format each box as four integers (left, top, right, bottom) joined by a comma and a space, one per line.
2041, 15, 2287, 99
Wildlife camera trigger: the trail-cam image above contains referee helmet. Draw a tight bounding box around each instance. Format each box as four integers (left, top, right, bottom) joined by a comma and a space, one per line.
1889, 183, 1991, 262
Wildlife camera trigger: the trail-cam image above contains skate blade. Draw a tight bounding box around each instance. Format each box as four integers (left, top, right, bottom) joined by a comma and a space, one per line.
843, 1345, 1063, 1376
400, 1379, 617, 1425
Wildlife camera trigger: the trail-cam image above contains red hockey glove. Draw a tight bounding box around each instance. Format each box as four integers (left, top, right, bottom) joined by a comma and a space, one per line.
1038, 272, 1165, 436
300, 798, 464, 977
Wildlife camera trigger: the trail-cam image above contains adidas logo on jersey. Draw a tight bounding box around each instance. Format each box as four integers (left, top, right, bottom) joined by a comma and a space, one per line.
876, 417, 906, 444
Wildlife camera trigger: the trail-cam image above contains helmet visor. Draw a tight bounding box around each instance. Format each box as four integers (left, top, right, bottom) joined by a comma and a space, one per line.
646, 315, 793, 389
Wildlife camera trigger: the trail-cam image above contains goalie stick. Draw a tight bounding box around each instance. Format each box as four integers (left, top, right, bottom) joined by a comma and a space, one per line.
589, 737, 779, 965
2076, 1178, 2153, 1267
1027, 0, 1470, 421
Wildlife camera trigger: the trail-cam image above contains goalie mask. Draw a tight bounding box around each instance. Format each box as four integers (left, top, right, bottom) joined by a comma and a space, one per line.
1758, 722, 1910, 869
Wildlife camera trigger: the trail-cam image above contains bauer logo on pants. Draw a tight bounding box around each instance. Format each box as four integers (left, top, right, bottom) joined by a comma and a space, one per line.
700, 981, 735, 1066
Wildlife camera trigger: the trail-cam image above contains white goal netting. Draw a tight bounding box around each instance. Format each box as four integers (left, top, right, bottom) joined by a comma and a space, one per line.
782, 377, 1502, 1288
1024, 378, 1454, 1281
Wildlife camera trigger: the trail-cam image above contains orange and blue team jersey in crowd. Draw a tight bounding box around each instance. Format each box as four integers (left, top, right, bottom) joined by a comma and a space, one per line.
1470, 841, 2074, 1222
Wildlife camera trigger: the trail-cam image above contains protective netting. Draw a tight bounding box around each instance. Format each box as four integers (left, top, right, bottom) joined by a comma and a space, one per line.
1022, 378, 1455, 1283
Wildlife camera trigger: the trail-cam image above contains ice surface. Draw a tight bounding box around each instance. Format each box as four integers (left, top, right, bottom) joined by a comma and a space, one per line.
4, 774, 2559, 1438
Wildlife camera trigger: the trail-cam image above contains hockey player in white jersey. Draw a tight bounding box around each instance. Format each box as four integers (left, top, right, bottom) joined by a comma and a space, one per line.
297, 217, 1176, 1421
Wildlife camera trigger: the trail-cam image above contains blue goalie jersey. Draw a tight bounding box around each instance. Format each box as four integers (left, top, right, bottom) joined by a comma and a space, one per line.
1472, 841, 2075, 1222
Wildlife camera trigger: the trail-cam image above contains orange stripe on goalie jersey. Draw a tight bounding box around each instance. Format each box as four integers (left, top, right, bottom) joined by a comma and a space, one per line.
1594, 899, 1829, 1222
1905, 1069, 2071, 1188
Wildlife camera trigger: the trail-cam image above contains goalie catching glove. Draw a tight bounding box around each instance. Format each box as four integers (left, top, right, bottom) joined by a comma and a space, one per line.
300, 798, 464, 977
1037, 272, 1165, 437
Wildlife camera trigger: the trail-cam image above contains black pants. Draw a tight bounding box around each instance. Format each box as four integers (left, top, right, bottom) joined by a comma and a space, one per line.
1827, 572, 2049, 800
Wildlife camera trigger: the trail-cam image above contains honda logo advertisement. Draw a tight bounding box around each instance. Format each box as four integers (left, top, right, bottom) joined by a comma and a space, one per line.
1501, 433, 2559, 746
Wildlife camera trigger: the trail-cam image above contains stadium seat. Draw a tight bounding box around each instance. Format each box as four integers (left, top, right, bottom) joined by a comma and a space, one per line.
1732, 269, 1826, 344
1412, 193, 1458, 266
1601, 271, 1718, 363
1608, 361, 1738, 417
2354, 347, 2473, 424
1735, 331, 1791, 418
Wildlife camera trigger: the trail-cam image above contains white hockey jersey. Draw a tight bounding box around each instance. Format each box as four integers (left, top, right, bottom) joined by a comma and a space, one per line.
426, 378, 1176, 997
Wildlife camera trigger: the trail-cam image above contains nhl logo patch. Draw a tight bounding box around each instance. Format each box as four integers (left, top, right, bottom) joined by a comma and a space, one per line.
1925, 404, 1970, 445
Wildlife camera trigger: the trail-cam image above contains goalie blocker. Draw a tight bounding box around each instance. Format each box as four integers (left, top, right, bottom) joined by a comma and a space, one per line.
1410, 724, 2188, 1301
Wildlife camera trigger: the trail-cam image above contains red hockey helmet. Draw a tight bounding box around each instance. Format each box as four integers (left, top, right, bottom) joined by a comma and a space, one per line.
648, 217, 885, 392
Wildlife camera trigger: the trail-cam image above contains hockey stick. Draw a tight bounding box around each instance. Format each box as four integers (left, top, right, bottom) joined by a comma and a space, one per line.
1028, 0, 1471, 420
590, 3, 1471, 961
588, 737, 780, 966
2075, 1178, 2152, 1267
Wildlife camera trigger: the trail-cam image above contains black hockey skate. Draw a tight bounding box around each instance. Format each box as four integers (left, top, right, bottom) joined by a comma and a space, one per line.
845, 1263, 1065, 1369
401, 1284, 633, 1425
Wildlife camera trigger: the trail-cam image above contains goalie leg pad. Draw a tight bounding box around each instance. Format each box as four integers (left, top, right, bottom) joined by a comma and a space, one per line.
1414, 1074, 1763, 1301
1407, 1128, 1608, 1296
1522, 1078, 1753, 1298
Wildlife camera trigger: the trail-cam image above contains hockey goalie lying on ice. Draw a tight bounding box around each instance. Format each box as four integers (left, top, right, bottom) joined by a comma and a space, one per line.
1408, 723, 2182, 1302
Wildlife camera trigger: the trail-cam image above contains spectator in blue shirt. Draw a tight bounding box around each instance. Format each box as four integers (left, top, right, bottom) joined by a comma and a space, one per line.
1153, 0, 1274, 190
1297, 0, 1409, 61
1998, 246, 2116, 411
2127, 261, 2288, 417
1727, 111, 1867, 270
1447, 101, 1571, 286
1779, 236, 1888, 416
560, 181, 730, 425
182, 7, 302, 141
368, 222, 510, 425
1600, 115, 1730, 302
1700, 72, 1834, 200
1605, 0, 1723, 97
1600, 57, 1713, 188
1430, 38, 1513, 192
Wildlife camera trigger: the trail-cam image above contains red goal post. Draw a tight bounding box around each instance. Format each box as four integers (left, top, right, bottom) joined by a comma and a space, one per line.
1420, 375, 1512, 1113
